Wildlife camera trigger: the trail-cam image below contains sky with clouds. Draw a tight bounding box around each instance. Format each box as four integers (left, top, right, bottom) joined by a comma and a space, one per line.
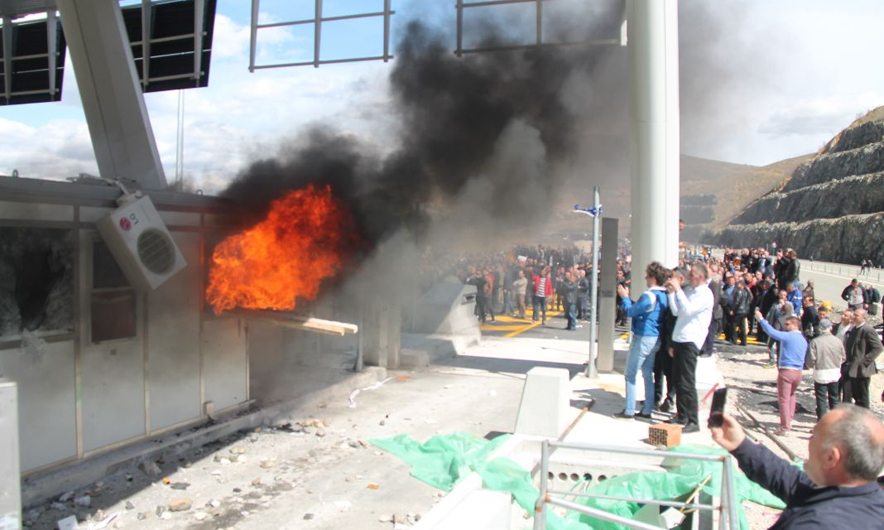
1, 0, 882, 192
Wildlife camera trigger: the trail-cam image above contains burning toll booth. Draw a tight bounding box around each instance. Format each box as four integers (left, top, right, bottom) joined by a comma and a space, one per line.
0, 175, 391, 480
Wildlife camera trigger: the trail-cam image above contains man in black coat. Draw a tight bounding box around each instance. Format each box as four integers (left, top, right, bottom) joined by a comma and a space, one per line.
843, 308, 884, 408
729, 280, 752, 346
711, 405, 884, 530
755, 279, 777, 342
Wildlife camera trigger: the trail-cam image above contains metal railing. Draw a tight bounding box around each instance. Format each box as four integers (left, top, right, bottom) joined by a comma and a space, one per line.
532, 440, 740, 530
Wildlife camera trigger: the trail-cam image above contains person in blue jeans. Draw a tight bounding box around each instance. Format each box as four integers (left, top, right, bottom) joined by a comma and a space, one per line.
615, 261, 670, 419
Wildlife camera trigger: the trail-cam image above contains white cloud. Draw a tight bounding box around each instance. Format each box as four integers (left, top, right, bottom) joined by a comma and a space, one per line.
758, 93, 884, 138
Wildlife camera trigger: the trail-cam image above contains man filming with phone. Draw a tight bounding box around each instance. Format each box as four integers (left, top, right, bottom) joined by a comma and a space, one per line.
710, 405, 884, 530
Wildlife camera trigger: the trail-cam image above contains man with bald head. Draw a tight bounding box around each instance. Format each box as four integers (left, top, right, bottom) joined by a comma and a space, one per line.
843, 308, 884, 408
712, 404, 884, 529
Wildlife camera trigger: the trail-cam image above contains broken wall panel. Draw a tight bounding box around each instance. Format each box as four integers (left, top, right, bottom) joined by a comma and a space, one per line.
0, 227, 74, 339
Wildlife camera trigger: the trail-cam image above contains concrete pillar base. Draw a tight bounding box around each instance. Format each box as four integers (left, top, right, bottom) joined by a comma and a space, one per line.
514, 367, 570, 438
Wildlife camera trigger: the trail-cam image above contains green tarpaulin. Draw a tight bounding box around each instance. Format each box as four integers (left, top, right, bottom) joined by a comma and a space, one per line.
371, 432, 788, 530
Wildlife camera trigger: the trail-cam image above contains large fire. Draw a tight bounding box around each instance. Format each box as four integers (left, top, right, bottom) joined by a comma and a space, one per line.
206, 185, 359, 315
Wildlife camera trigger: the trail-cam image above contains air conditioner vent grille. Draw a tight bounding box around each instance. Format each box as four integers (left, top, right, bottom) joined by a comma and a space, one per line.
137, 229, 175, 275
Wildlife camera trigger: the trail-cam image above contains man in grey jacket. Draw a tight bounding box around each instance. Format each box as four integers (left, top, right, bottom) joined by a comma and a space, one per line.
843, 309, 884, 408
808, 319, 847, 420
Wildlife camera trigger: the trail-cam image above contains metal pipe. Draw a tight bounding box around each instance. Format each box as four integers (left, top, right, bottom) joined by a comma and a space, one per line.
547, 498, 667, 530
47, 10, 58, 98
724, 457, 740, 530
545, 490, 716, 511
252, 55, 395, 69
193, 0, 205, 82
533, 439, 549, 530
585, 186, 600, 377
141, 0, 151, 88
257, 11, 396, 29
548, 440, 726, 462
535, 0, 542, 45
249, 0, 259, 72
383, 0, 391, 61
2, 17, 14, 100
455, 0, 463, 57
460, 39, 620, 55
313, 0, 322, 68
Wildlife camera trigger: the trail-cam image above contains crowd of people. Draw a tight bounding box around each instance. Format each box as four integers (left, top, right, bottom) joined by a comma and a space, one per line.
614, 246, 884, 437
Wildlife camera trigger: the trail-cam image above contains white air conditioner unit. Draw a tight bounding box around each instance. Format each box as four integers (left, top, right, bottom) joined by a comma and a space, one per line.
96, 194, 186, 292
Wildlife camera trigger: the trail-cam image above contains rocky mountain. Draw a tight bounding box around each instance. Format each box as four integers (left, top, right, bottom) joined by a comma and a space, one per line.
706, 106, 884, 264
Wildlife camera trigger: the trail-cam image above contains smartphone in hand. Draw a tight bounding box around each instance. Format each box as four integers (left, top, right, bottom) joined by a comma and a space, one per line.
708, 387, 728, 429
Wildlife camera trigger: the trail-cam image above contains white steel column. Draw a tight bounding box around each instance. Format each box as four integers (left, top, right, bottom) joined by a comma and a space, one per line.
58, 0, 167, 189
627, 0, 680, 276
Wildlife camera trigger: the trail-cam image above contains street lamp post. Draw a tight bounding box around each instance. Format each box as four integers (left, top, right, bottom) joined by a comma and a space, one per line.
574, 186, 602, 378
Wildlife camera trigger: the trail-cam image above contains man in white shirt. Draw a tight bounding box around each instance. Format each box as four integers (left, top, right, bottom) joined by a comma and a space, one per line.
664, 262, 715, 433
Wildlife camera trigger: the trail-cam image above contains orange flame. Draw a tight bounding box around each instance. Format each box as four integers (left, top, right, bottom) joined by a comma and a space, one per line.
206, 185, 358, 315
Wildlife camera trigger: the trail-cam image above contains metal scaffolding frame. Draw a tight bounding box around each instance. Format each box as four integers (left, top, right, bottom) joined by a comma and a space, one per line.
0, 10, 62, 102
455, 0, 626, 57
248, 0, 394, 71
533, 440, 740, 530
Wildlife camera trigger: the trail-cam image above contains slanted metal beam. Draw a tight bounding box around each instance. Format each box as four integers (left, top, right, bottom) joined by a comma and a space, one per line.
383, 0, 391, 62
57, 0, 167, 189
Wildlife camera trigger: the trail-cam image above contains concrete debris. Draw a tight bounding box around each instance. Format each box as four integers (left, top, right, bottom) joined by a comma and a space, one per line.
136, 513, 147, 521
230, 447, 246, 455
138, 462, 161, 476
211, 470, 222, 476
155, 506, 166, 517
73, 495, 91, 508
168, 499, 193, 512
56, 515, 79, 530
214, 456, 232, 465
89, 511, 120, 530
124, 501, 135, 511
50, 502, 67, 511
347, 440, 360, 448
93, 510, 106, 522
194, 511, 209, 521
316, 429, 326, 438
207, 499, 221, 508
379, 514, 394, 523
303, 513, 315, 520
160, 512, 172, 520
259, 459, 276, 469
393, 523, 412, 530
333, 501, 352, 512
59, 492, 75, 503
170, 482, 190, 490
252, 477, 262, 486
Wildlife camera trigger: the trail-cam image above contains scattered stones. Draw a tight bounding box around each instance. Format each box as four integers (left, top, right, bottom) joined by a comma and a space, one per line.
194, 511, 209, 521
125, 501, 135, 511
50, 502, 67, 511
168, 499, 193, 512
303, 513, 315, 520
230, 447, 246, 455
379, 419, 386, 426
73, 495, 91, 508
93, 509, 106, 522
315, 429, 326, 438
138, 462, 162, 476
252, 477, 262, 487
184, 462, 193, 469
160, 511, 172, 520
259, 459, 275, 469
214, 456, 232, 465
333, 501, 352, 512
58, 492, 75, 503
379, 514, 394, 523
155, 506, 167, 517
347, 440, 360, 448
207, 499, 221, 509
233, 488, 242, 493
136, 512, 147, 521
170, 482, 190, 490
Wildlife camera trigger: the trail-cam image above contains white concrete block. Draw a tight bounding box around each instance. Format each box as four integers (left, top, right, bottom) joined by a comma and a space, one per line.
514, 367, 570, 438
696, 355, 722, 397
416, 489, 511, 530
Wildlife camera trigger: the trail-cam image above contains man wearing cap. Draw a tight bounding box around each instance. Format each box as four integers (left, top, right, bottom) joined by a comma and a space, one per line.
711, 405, 884, 530
807, 319, 847, 420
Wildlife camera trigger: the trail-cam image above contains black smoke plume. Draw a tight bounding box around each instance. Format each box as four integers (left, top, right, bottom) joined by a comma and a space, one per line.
222, 13, 622, 247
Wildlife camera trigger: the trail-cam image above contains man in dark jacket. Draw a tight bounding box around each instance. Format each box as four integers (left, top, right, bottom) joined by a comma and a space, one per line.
729, 280, 752, 346
843, 309, 884, 408
756, 279, 777, 342
712, 405, 884, 530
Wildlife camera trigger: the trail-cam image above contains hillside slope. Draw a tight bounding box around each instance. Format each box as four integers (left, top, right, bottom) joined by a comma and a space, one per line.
706, 105, 884, 264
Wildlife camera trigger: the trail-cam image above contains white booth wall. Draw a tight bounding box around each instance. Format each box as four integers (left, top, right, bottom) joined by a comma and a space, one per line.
0, 198, 249, 474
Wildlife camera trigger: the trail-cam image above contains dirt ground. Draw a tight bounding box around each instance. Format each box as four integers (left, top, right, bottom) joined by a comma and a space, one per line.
715, 341, 884, 530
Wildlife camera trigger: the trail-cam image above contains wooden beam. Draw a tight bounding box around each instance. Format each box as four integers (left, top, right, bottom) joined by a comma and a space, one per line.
231, 309, 358, 336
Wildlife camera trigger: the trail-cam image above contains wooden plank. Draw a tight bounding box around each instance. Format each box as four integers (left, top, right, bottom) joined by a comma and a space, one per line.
231, 309, 358, 336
